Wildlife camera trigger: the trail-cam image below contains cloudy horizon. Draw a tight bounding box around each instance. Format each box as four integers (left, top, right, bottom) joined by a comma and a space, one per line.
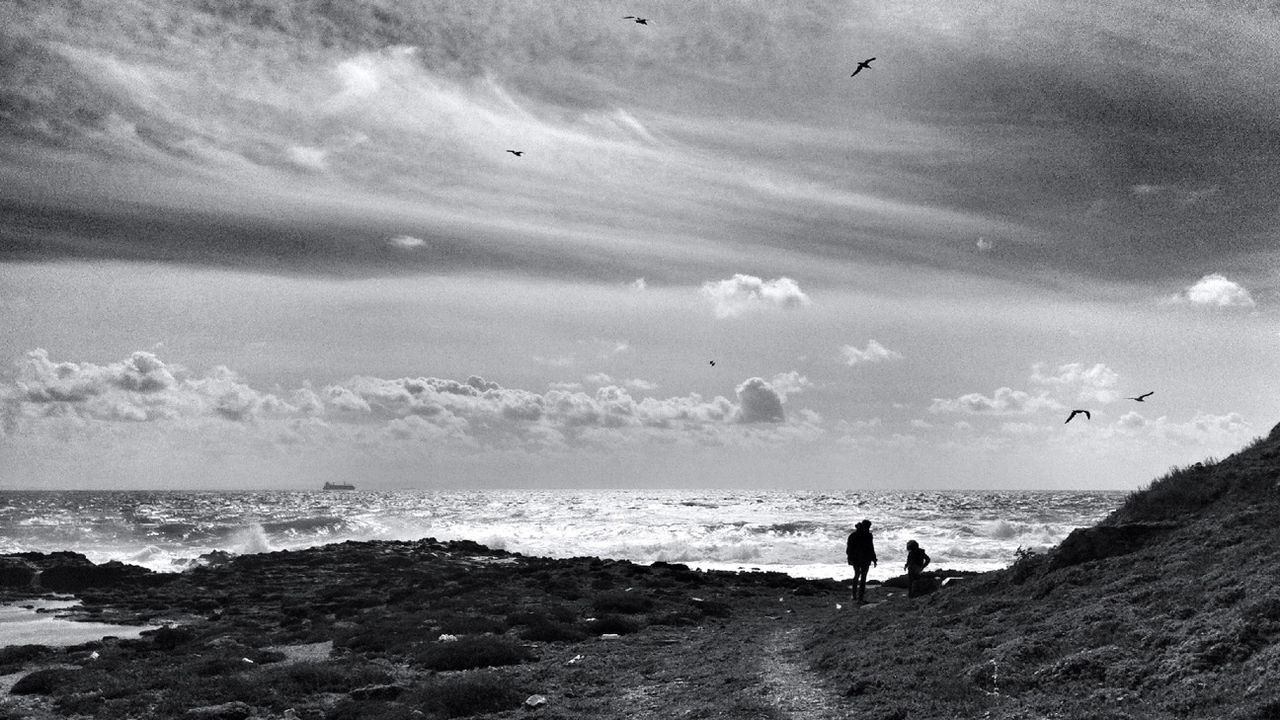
3, 0, 1278, 490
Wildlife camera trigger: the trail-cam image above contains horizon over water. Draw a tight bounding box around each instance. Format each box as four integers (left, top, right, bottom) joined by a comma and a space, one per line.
0, 489, 1125, 583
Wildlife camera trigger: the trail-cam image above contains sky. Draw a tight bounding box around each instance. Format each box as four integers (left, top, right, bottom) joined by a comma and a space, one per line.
2, 0, 1278, 490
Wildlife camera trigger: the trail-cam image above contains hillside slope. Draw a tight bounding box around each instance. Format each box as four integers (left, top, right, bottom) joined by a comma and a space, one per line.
808, 423, 1280, 720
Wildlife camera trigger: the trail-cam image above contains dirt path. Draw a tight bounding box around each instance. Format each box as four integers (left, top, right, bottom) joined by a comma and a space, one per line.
759, 624, 845, 720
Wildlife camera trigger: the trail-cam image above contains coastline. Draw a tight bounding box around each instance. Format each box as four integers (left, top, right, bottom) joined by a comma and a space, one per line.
4, 415, 1279, 720
0, 538, 962, 720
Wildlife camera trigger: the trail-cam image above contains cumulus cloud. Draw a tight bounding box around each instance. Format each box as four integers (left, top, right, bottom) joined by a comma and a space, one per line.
767, 371, 811, 400
1030, 362, 1120, 403
387, 234, 427, 249
2, 349, 291, 427
1107, 410, 1252, 446
2, 350, 821, 453
929, 387, 1062, 415
1164, 273, 1256, 308
735, 377, 786, 423
700, 274, 811, 319
840, 340, 902, 366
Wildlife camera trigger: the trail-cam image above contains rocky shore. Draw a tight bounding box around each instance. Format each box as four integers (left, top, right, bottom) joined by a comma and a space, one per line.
4, 425, 1280, 719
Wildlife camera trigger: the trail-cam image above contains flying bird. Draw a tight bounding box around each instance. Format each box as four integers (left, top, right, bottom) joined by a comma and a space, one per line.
1126, 391, 1154, 402
506, 150, 523, 157
850, 58, 875, 76
709, 360, 716, 367
1065, 410, 1091, 424
623, 16, 648, 24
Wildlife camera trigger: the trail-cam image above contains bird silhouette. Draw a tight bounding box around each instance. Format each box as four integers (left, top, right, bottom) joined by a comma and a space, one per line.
709, 360, 716, 367
506, 150, 524, 157
623, 16, 648, 24
1065, 410, 1091, 424
850, 58, 875, 76
1126, 391, 1154, 402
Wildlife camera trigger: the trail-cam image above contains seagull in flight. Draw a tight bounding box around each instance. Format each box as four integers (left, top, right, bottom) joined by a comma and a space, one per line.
850, 58, 875, 76
1065, 410, 1091, 424
623, 16, 649, 24
506, 150, 523, 157
1126, 391, 1154, 402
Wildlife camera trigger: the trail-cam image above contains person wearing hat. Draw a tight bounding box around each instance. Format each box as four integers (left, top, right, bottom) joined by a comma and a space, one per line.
845, 519, 878, 604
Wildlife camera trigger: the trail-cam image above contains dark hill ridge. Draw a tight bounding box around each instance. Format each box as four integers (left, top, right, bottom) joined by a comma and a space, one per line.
810, 423, 1280, 720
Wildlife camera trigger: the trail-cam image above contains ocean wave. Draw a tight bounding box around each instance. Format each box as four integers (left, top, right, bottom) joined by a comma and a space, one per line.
0, 489, 1123, 579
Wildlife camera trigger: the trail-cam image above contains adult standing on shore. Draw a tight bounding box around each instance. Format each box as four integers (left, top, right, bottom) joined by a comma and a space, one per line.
846, 519, 877, 603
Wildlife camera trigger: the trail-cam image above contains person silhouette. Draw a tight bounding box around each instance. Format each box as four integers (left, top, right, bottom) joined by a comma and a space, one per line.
845, 519, 877, 603
904, 539, 931, 598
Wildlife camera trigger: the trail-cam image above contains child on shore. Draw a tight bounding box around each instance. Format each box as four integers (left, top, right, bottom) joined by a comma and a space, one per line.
904, 540, 930, 598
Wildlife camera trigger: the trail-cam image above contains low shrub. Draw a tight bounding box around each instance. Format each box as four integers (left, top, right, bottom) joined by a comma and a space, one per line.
648, 611, 700, 626
411, 636, 532, 671
586, 614, 641, 635
325, 699, 412, 720
11, 668, 78, 695
410, 673, 527, 718
505, 604, 576, 627
264, 660, 394, 695
0, 644, 52, 674
147, 625, 196, 650
437, 614, 508, 635
1009, 546, 1046, 585
593, 590, 653, 614
518, 619, 588, 642
690, 598, 732, 618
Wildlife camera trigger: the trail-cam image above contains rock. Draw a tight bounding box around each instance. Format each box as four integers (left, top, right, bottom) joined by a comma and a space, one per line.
1047, 522, 1178, 571
0, 552, 158, 592
181, 701, 253, 720
348, 684, 405, 701
525, 694, 548, 708
0, 558, 37, 588
10, 668, 78, 695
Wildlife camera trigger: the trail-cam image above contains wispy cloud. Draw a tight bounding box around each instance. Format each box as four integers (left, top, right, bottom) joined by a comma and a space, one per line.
387, 235, 427, 250
929, 387, 1062, 416
840, 340, 902, 366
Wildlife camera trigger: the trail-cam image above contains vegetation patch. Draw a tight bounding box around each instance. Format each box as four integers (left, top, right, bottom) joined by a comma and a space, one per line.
11, 667, 79, 695
437, 613, 508, 635
586, 614, 641, 635
411, 636, 533, 671
592, 590, 653, 614
0, 644, 52, 674
408, 673, 529, 718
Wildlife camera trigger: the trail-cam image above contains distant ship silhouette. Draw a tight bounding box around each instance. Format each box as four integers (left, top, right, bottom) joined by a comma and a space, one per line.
323, 482, 356, 491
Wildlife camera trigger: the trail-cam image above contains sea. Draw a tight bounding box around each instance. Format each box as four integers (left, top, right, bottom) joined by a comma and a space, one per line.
0, 489, 1125, 583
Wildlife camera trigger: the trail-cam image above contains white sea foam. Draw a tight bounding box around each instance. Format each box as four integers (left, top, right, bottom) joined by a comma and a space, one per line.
0, 489, 1123, 580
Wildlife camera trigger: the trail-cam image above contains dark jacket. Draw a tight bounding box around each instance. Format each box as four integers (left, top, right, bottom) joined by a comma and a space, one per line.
846, 528, 877, 566
906, 546, 930, 570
